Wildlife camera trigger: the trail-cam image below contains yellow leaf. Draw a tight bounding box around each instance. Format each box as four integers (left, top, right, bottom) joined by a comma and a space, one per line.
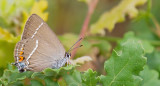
0, 27, 17, 42
71, 56, 92, 65
21, 0, 49, 34
30, 0, 48, 21
90, 0, 147, 34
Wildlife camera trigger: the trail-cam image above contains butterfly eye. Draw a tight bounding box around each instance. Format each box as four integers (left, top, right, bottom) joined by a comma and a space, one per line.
65, 53, 70, 58
67, 54, 69, 57
67, 53, 71, 57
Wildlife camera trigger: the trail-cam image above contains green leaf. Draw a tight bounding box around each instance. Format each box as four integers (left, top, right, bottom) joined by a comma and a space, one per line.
31, 80, 43, 86
44, 77, 59, 86
141, 40, 154, 53
0, 69, 33, 85
32, 65, 75, 79
147, 50, 160, 76
31, 72, 46, 79
62, 68, 99, 86
123, 31, 154, 54
58, 78, 67, 86
10, 81, 24, 86
44, 65, 75, 77
90, 0, 147, 34
82, 69, 100, 86
133, 75, 142, 85
140, 66, 160, 86
100, 38, 146, 86
63, 70, 82, 86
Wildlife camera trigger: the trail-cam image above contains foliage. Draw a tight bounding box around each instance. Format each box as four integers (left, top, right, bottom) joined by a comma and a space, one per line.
146, 50, 160, 76
0, 0, 48, 68
140, 66, 160, 86
0, 0, 34, 29
90, 0, 147, 34
0, 0, 160, 86
0, 65, 100, 86
122, 32, 154, 54
100, 35, 146, 86
0, 27, 19, 67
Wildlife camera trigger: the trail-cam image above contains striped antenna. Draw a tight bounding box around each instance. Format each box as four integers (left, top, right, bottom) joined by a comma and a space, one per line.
67, 37, 83, 53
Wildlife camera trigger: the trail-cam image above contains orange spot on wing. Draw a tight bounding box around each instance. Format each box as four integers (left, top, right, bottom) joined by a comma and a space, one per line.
19, 51, 24, 55
19, 56, 24, 62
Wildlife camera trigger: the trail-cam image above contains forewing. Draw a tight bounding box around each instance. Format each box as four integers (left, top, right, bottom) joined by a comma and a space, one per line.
14, 14, 66, 71
22, 14, 65, 58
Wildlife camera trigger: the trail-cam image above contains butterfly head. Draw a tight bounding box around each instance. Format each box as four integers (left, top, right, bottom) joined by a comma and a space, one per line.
65, 52, 71, 59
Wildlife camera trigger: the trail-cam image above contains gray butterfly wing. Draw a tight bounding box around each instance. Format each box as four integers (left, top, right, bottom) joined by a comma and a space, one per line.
14, 14, 66, 71
15, 38, 62, 71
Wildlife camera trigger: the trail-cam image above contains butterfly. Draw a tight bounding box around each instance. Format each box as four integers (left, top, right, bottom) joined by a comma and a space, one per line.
13, 14, 82, 72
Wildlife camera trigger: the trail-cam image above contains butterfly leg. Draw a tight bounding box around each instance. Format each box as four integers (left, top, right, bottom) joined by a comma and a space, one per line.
67, 59, 72, 65
67, 60, 69, 66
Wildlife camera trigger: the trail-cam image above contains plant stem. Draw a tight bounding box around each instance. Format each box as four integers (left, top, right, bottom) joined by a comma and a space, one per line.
71, 0, 99, 59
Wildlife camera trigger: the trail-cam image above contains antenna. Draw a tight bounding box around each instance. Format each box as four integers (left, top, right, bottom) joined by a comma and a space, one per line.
67, 37, 83, 53
68, 45, 83, 52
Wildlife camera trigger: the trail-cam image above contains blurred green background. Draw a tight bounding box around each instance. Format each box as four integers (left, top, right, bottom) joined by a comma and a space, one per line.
0, 0, 160, 78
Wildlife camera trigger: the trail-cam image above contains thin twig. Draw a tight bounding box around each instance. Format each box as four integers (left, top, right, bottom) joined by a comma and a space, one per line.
71, 0, 99, 59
